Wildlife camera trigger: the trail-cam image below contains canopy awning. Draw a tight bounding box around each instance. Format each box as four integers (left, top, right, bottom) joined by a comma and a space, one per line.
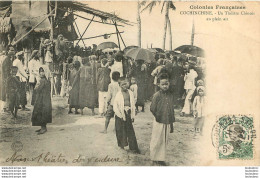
58, 1, 133, 26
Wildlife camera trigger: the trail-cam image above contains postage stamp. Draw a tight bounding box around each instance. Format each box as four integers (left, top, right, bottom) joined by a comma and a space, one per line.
216, 115, 256, 159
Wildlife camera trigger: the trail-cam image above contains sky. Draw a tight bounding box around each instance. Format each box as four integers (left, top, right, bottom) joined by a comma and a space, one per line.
74, 1, 260, 57
75, 1, 195, 50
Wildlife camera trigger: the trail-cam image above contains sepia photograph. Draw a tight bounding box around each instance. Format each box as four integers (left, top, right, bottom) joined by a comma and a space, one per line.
0, 0, 259, 170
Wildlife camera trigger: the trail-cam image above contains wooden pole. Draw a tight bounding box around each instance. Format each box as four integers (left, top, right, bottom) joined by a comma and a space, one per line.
75, 15, 95, 46
115, 23, 126, 48
74, 20, 86, 48
76, 31, 124, 41
114, 22, 121, 50
137, 0, 141, 47
191, 18, 195, 46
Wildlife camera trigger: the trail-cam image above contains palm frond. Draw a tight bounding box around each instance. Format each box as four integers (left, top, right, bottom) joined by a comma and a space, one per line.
161, 1, 166, 13
168, 1, 176, 10
141, 1, 159, 13
139, 1, 148, 6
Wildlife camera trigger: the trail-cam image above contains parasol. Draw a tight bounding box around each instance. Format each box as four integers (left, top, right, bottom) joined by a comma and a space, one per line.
125, 48, 154, 63
147, 48, 157, 53
123, 45, 138, 53
174, 45, 205, 57
97, 42, 118, 50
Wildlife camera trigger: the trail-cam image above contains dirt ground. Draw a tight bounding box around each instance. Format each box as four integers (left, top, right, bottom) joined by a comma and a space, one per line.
0, 96, 201, 166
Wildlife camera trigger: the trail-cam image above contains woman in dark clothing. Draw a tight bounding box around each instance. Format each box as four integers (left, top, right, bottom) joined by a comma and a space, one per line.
146, 61, 156, 100
130, 59, 147, 112
32, 67, 52, 135
68, 61, 81, 114
78, 57, 96, 115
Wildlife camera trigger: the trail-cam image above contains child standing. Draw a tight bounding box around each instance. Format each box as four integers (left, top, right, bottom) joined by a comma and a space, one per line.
100, 71, 120, 134
113, 77, 140, 153
193, 86, 206, 137
191, 79, 204, 103
150, 73, 174, 166
7, 66, 20, 118
129, 77, 138, 106
97, 58, 111, 116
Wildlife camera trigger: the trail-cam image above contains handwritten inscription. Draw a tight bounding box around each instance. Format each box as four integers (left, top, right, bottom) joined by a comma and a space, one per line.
6, 152, 68, 164
5, 152, 121, 164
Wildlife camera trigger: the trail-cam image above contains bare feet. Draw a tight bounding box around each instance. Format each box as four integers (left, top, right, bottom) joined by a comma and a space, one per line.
180, 112, 184, 117
100, 130, 107, 134
38, 128, 47, 135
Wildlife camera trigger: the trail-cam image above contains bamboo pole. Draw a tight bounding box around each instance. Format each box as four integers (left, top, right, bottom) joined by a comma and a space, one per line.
116, 24, 126, 48
74, 20, 87, 48
75, 15, 95, 46
75, 31, 124, 41
114, 22, 121, 50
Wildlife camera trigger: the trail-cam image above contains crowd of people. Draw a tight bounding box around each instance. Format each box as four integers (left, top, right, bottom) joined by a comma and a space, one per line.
0, 34, 206, 166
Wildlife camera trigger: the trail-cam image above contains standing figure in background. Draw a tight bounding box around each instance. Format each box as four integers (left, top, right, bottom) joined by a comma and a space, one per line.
68, 61, 81, 114
90, 55, 98, 107
146, 61, 156, 100
13, 51, 29, 110
129, 77, 138, 106
38, 37, 46, 64
100, 71, 120, 134
78, 57, 96, 115
172, 59, 185, 108
28, 50, 41, 105
181, 64, 198, 116
54, 34, 66, 64
151, 59, 165, 93
60, 57, 69, 97
44, 39, 55, 96
7, 66, 20, 118
1, 46, 15, 112
132, 59, 147, 112
110, 52, 123, 78
97, 58, 111, 116
44, 39, 53, 69
32, 67, 52, 135
193, 86, 206, 137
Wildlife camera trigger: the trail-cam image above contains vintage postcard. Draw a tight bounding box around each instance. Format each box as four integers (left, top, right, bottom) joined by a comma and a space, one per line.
0, 1, 259, 167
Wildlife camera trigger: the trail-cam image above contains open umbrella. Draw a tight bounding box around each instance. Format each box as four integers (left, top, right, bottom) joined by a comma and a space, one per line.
174, 45, 205, 57
125, 48, 154, 63
123, 45, 138, 53
152, 48, 164, 53
97, 42, 118, 50
147, 48, 157, 53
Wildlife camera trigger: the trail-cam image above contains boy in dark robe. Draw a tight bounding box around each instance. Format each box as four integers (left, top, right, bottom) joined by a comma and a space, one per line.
150, 73, 174, 166
7, 66, 20, 118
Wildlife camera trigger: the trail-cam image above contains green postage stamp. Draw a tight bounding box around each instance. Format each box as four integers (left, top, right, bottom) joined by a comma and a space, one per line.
217, 115, 256, 159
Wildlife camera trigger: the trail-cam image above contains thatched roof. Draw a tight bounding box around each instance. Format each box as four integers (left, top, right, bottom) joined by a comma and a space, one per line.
0, 1, 11, 17
58, 1, 132, 26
